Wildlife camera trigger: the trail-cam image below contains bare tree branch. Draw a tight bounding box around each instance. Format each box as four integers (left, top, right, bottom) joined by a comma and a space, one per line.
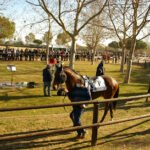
137, 33, 150, 41
108, 1, 122, 41
78, 0, 108, 33
23, 18, 48, 28
136, 6, 150, 36
26, 0, 40, 6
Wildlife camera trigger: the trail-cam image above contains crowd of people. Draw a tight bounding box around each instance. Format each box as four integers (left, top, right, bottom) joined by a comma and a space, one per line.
0, 47, 121, 63
0, 47, 70, 61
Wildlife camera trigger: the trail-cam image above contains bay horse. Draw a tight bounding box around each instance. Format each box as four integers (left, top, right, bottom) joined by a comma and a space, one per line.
53, 65, 119, 123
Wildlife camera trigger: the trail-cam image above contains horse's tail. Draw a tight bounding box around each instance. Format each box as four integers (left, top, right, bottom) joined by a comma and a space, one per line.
112, 86, 119, 110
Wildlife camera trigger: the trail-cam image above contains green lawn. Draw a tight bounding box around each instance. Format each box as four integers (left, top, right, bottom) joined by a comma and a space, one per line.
0, 61, 149, 150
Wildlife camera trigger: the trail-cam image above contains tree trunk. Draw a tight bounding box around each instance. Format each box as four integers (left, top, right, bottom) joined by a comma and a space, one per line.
124, 38, 136, 83
124, 1, 138, 84
91, 48, 96, 65
46, 15, 51, 65
124, 57, 132, 83
120, 46, 126, 73
46, 42, 49, 64
69, 37, 76, 69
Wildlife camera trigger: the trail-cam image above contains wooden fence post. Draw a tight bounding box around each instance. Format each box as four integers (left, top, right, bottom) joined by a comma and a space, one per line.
91, 102, 99, 146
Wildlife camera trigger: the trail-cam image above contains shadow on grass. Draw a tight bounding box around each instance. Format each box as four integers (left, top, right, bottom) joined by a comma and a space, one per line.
0, 135, 91, 150
120, 92, 147, 97
48, 119, 150, 150
117, 102, 150, 110
0, 95, 44, 101
0, 127, 74, 150
85, 95, 149, 112
0, 117, 149, 149
97, 119, 150, 145
0, 127, 61, 138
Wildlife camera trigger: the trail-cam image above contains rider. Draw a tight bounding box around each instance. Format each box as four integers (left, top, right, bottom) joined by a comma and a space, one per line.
96, 60, 104, 76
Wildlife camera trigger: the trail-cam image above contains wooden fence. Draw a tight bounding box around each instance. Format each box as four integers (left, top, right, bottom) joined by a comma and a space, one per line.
0, 94, 150, 146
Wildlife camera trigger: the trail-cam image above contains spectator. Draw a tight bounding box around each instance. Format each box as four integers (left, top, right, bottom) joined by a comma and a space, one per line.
43, 64, 52, 96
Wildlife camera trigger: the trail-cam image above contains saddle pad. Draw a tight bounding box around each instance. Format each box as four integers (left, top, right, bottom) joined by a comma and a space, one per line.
92, 76, 107, 92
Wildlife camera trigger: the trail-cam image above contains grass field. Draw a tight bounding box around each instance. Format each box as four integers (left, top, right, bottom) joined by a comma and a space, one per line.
0, 61, 149, 150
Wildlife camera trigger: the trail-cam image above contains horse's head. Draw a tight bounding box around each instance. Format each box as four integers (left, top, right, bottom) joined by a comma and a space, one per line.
53, 65, 84, 90
54, 64, 67, 85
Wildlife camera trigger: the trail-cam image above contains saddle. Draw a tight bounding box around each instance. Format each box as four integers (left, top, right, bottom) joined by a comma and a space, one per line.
82, 75, 107, 92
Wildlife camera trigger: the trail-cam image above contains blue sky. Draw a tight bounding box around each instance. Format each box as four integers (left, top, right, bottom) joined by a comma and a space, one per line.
1, 0, 111, 46
2, 0, 48, 41
2, 0, 150, 45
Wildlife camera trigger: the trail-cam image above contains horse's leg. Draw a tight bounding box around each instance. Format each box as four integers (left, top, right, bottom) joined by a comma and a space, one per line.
109, 103, 113, 121
109, 86, 119, 120
70, 110, 75, 126
100, 102, 109, 123
52, 81, 57, 90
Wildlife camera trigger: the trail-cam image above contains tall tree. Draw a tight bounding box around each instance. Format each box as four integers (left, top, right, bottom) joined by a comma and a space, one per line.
25, 32, 35, 44
27, 0, 108, 68
0, 16, 15, 40
43, 15, 53, 64
108, 0, 133, 73
56, 31, 71, 45
124, 0, 150, 83
82, 2, 108, 65
0, 0, 10, 12
108, 0, 150, 83
108, 41, 120, 49
43, 31, 53, 45
33, 39, 42, 45
110, 39, 147, 50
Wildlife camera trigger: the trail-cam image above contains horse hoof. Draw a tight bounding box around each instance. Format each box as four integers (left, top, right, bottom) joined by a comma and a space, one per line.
75, 135, 85, 139
75, 135, 82, 139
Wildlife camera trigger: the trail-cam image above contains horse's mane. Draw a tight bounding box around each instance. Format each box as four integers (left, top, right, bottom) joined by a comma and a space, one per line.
63, 66, 83, 80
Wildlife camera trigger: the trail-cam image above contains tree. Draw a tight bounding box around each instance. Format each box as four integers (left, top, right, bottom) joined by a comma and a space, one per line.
42, 15, 53, 64
27, 0, 108, 68
25, 32, 35, 44
111, 39, 147, 50
56, 31, 71, 45
0, 16, 15, 40
125, 39, 147, 50
108, 0, 133, 73
33, 39, 42, 45
43, 31, 52, 45
136, 40, 147, 50
13, 40, 24, 46
108, 0, 150, 83
0, 0, 11, 12
82, 2, 108, 65
108, 41, 120, 49
124, 0, 150, 83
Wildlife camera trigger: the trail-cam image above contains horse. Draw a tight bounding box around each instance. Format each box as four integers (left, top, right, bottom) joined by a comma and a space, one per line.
53, 65, 119, 123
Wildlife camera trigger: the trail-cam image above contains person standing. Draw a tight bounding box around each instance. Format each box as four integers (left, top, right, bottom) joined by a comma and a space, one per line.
43, 65, 52, 96
69, 79, 90, 139
70, 104, 86, 139
96, 60, 104, 76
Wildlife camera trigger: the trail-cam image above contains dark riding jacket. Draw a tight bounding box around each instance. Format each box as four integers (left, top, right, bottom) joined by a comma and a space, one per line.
43, 68, 52, 82
96, 62, 104, 76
